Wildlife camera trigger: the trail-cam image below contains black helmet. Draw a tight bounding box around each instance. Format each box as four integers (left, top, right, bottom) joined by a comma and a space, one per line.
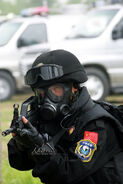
25, 49, 88, 88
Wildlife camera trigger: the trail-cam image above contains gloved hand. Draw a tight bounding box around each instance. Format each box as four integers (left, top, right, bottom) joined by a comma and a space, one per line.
12, 116, 44, 150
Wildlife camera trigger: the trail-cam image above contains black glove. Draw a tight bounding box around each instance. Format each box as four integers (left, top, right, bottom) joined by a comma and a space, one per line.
13, 121, 44, 150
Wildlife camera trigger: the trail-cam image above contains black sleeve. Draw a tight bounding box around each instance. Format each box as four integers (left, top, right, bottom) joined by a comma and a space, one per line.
8, 138, 35, 171
32, 119, 120, 184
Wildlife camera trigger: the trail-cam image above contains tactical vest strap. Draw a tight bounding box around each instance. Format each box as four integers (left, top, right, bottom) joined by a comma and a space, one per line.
79, 103, 117, 128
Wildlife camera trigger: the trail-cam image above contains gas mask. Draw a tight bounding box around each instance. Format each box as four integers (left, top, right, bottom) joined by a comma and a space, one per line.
35, 83, 72, 121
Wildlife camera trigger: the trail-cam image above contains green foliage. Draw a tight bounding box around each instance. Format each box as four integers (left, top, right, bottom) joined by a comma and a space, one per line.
67, 0, 96, 5
0, 0, 15, 15
84, 0, 96, 5
47, 0, 58, 6
67, 0, 82, 4
29, 0, 43, 7
0, 0, 58, 15
2, 160, 41, 184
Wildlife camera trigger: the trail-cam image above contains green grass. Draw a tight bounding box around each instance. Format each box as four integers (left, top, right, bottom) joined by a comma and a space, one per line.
2, 160, 41, 184
0, 93, 42, 184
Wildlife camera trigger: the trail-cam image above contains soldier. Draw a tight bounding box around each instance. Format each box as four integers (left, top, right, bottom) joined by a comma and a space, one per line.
8, 49, 122, 184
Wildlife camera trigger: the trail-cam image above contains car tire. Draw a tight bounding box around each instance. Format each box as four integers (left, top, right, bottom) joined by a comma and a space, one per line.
0, 71, 16, 101
84, 67, 110, 101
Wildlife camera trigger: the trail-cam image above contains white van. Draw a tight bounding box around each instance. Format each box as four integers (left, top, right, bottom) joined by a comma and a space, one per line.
0, 4, 123, 101
0, 14, 81, 101
51, 4, 123, 100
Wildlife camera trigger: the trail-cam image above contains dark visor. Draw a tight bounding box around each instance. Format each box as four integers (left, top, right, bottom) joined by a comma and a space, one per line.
25, 64, 64, 85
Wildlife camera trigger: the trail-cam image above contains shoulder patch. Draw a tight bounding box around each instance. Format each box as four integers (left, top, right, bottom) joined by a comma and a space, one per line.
75, 131, 98, 162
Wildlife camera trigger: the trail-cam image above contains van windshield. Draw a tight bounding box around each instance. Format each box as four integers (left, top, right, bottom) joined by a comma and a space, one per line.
0, 22, 22, 46
66, 9, 119, 39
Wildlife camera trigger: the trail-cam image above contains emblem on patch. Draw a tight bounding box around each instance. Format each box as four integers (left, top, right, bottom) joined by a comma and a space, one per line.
75, 131, 98, 162
75, 139, 97, 162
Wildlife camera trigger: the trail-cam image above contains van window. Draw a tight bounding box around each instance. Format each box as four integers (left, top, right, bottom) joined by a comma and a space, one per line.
66, 8, 119, 38
18, 23, 47, 47
112, 17, 123, 39
0, 22, 22, 47
114, 17, 123, 29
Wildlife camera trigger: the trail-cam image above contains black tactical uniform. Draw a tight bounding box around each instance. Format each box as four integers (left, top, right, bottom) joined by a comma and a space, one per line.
8, 50, 122, 184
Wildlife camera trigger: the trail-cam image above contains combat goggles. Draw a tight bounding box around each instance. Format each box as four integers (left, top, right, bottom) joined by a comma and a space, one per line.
25, 64, 64, 86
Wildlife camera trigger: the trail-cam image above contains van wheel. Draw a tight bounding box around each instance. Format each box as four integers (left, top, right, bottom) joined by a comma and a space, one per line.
0, 72, 16, 101
84, 68, 110, 101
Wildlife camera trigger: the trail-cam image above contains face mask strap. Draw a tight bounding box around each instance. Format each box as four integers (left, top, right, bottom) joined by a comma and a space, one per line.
34, 88, 44, 105
70, 83, 79, 102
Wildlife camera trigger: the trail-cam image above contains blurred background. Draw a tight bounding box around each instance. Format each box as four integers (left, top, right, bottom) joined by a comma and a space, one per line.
0, 0, 123, 183
0, 0, 123, 15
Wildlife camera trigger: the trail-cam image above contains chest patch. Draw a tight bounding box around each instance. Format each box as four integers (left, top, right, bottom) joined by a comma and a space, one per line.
75, 131, 98, 162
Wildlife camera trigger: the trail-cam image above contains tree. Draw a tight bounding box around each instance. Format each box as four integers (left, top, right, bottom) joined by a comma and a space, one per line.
0, 0, 58, 15
28, 0, 43, 7
0, 0, 16, 15
47, 0, 58, 7
67, 0, 96, 7
67, 0, 82, 3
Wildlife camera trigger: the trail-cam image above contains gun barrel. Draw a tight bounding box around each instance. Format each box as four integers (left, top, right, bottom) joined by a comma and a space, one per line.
2, 128, 14, 136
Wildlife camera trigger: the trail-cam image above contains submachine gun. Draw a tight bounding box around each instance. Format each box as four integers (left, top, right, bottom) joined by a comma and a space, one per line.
2, 96, 38, 137
2, 96, 61, 156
